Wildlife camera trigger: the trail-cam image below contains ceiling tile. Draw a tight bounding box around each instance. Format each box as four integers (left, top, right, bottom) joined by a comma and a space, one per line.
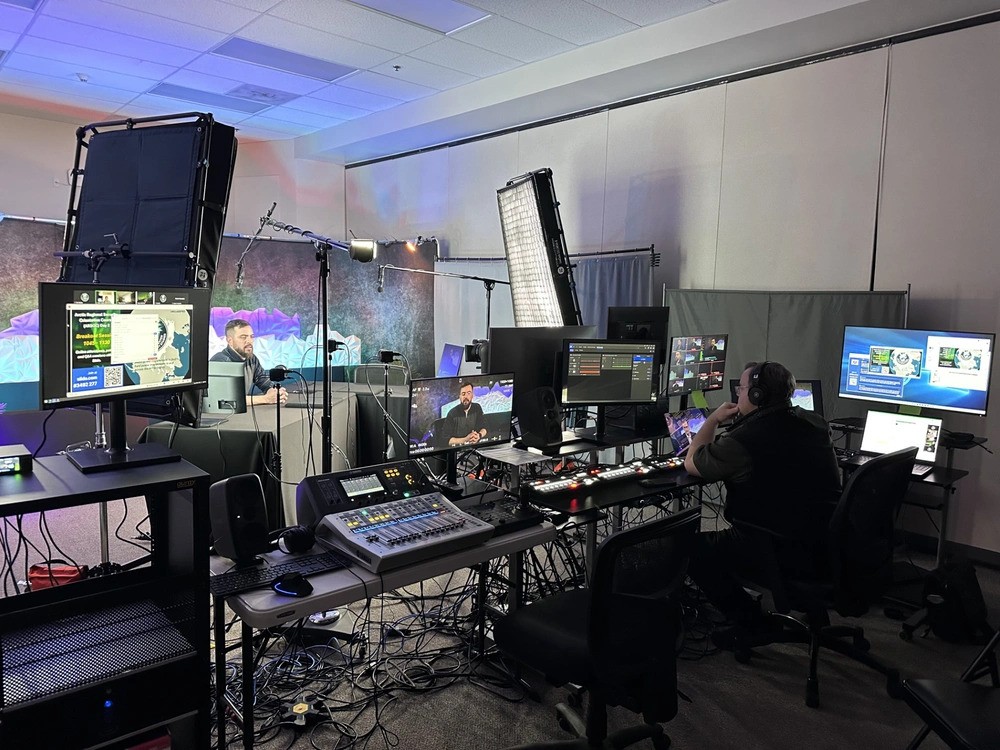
27, 16, 201, 66
0, 4, 33, 34
253, 103, 341, 127
233, 123, 297, 141
184, 53, 329, 96
0, 72, 132, 106
306, 83, 401, 111
463, 0, 637, 45
2, 52, 159, 93
281, 94, 369, 120
237, 14, 398, 69
216, 0, 282, 10
164, 68, 244, 95
13, 36, 178, 80
148, 82, 269, 113
127, 92, 253, 125
268, 0, 442, 53
99, 0, 262, 34
40, 0, 228, 52
449, 14, 574, 63
584, 0, 714, 26
406, 36, 520, 78
372, 56, 473, 89
233, 114, 317, 135
336, 70, 439, 101
0, 28, 17, 49
348, 0, 489, 34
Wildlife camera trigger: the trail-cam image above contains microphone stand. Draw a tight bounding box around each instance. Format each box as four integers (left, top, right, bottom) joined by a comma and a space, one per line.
234, 202, 276, 291
377, 264, 509, 338
262, 217, 376, 474
268, 367, 288, 488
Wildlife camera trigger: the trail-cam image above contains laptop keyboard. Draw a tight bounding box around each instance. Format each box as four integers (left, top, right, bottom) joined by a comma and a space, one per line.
844, 452, 933, 477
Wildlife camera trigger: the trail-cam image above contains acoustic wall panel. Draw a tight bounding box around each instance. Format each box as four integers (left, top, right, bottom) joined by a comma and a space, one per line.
716, 49, 888, 291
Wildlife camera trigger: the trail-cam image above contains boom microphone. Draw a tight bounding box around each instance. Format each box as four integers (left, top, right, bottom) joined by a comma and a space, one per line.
377, 265, 385, 293
236, 201, 277, 291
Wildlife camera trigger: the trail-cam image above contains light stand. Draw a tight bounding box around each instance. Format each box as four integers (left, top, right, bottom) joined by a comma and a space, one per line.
268, 367, 288, 484
377, 350, 402, 462
262, 217, 376, 474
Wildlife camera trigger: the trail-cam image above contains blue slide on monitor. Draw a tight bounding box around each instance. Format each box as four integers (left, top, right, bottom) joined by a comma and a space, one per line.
838, 326, 995, 416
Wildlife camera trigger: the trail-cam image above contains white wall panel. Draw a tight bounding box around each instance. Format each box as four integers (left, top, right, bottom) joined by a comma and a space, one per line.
516, 113, 610, 253
0, 112, 76, 219
604, 86, 726, 289
716, 48, 888, 290
877, 23, 1000, 554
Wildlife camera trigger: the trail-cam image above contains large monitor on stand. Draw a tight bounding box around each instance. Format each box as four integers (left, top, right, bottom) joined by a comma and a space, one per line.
559, 339, 662, 441
666, 333, 728, 404
38, 282, 212, 473
406, 372, 515, 495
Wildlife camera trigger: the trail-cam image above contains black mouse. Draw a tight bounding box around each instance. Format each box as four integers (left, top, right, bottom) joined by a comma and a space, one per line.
272, 572, 313, 597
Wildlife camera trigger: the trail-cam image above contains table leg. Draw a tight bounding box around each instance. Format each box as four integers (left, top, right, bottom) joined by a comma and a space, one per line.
214, 596, 226, 750
243, 620, 254, 750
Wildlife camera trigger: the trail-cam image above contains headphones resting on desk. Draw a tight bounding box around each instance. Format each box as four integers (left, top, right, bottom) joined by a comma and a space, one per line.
270, 525, 315, 554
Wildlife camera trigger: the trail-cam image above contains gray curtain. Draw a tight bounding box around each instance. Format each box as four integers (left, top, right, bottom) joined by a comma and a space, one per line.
573, 255, 652, 334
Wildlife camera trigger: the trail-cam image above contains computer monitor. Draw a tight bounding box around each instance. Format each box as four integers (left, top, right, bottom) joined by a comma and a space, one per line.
728, 378, 825, 416
437, 343, 464, 377
666, 334, 728, 395
38, 281, 211, 472
486, 325, 598, 413
559, 339, 661, 406
606, 306, 669, 363
204, 361, 247, 415
838, 326, 995, 416
407, 372, 515, 457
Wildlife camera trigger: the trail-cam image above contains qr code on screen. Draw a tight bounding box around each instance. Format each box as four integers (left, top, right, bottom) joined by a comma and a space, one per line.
103, 366, 123, 388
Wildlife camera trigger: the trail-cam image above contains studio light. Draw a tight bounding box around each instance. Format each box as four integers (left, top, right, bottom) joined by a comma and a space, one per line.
348, 239, 377, 263
497, 169, 581, 327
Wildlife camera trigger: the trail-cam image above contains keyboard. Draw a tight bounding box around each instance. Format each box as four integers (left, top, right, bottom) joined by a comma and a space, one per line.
843, 452, 934, 478
210, 550, 349, 598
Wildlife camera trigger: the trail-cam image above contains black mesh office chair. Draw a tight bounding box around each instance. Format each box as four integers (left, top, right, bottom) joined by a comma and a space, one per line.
729, 446, 918, 707
494, 506, 700, 749
903, 626, 1000, 749
353, 363, 408, 386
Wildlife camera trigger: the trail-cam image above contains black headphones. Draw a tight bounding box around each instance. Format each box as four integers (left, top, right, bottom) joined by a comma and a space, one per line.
275, 525, 316, 554
747, 361, 773, 407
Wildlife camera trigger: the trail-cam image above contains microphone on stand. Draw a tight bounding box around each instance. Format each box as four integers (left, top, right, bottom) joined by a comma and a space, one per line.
377, 264, 385, 293
235, 262, 245, 291
235, 201, 277, 291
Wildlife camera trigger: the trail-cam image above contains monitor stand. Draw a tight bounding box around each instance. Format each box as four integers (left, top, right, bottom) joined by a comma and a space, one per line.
66, 400, 181, 474
434, 451, 494, 500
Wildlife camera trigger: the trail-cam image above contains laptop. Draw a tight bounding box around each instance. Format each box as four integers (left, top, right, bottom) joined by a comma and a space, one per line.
437, 343, 464, 377
843, 410, 943, 477
664, 407, 709, 457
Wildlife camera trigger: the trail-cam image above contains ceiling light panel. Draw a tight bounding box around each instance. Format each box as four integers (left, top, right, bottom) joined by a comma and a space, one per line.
148, 82, 269, 113
14, 36, 177, 80
237, 15, 397, 69
40, 0, 227, 52
185, 53, 329, 96
212, 37, 357, 82
227, 83, 299, 106
27, 16, 200, 66
349, 0, 489, 34
449, 14, 574, 64
270, 0, 441, 52
373, 56, 473, 89
406, 37, 520, 78
98, 0, 261, 34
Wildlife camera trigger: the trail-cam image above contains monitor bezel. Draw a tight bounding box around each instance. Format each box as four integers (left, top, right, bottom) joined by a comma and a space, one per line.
559, 338, 662, 407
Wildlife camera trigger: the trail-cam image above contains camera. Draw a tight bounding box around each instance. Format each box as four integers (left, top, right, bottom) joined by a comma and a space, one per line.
464, 339, 489, 366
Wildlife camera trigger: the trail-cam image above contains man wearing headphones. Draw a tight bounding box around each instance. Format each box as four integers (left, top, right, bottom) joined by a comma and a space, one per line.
684, 361, 841, 644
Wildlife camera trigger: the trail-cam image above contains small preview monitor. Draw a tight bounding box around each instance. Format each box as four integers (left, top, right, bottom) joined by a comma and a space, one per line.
860, 410, 943, 464
437, 343, 465, 377
667, 334, 728, 396
38, 282, 210, 409
407, 373, 515, 457
204, 361, 247, 415
664, 407, 709, 457
838, 326, 995, 416
560, 339, 661, 406
728, 378, 824, 416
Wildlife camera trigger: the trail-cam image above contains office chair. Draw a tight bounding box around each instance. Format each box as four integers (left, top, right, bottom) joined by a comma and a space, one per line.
903, 626, 1000, 749
728, 446, 918, 707
494, 506, 700, 749
353, 363, 409, 386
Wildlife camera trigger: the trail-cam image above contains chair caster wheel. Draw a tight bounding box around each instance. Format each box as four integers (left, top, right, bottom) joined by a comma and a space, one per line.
806, 678, 819, 708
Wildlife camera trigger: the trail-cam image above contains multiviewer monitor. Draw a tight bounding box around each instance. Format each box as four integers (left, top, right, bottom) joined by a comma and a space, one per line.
560, 339, 661, 406
729, 378, 825, 416
38, 282, 211, 409
407, 373, 515, 457
838, 326, 995, 416
667, 334, 728, 395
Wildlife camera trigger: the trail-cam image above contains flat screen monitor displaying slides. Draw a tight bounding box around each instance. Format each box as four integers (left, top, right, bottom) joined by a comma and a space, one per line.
838, 326, 995, 416
560, 339, 661, 406
667, 334, 728, 395
728, 378, 825, 416
407, 373, 515, 457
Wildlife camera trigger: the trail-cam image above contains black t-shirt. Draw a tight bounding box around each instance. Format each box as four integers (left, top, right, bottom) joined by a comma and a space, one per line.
446, 401, 486, 440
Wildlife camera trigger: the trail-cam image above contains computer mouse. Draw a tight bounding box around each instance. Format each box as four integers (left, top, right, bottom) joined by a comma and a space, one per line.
272, 572, 313, 597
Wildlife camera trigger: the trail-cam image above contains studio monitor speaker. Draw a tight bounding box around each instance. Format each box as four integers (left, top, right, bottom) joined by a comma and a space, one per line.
210, 473, 270, 564
517, 386, 563, 449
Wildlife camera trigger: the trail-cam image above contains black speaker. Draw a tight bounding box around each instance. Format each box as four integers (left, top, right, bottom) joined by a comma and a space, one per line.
517, 387, 563, 449
210, 474, 270, 564
59, 113, 237, 288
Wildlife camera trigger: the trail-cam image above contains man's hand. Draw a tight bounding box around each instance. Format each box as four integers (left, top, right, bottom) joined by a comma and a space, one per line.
466, 431, 481, 443
708, 401, 739, 425
260, 386, 288, 405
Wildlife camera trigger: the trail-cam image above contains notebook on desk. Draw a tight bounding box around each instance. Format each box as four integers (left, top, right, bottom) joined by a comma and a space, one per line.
842, 410, 943, 477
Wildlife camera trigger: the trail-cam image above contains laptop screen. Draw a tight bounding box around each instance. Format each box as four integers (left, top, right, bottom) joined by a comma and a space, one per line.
437, 343, 464, 377
664, 407, 709, 457
860, 410, 942, 464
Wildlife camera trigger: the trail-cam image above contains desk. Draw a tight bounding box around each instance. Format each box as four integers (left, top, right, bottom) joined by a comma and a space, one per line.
143, 392, 355, 526
211, 522, 555, 750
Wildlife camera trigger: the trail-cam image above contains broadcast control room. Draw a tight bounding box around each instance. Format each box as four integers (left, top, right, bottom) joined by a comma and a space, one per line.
2, 2, 1000, 749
